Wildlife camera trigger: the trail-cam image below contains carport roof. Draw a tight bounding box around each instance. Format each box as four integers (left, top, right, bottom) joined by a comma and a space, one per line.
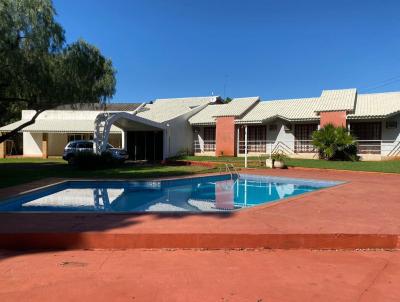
0, 119, 122, 133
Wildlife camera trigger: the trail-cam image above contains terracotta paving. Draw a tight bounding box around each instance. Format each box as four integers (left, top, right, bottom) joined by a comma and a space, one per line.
0, 249, 399, 302
0, 168, 400, 249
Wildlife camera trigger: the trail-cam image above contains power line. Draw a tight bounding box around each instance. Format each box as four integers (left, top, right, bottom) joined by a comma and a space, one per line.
359, 75, 400, 93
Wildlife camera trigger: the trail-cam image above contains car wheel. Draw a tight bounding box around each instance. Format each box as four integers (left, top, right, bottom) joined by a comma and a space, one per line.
67, 156, 75, 165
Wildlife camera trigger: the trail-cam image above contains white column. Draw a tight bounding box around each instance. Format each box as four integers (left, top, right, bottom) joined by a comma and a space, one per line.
121, 130, 127, 150
163, 129, 168, 160
163, 124, 170, 160
236, 127, 240, 155
244, 125, 248, 168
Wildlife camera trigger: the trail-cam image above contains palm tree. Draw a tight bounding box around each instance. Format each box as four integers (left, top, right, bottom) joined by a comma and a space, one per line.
312, 124, 358, 161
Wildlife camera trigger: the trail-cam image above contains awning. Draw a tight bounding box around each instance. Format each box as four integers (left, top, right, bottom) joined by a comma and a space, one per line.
0, 119, 122, 133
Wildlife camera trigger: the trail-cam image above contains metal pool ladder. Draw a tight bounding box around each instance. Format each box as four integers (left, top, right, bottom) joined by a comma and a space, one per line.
219, 163, 240, 180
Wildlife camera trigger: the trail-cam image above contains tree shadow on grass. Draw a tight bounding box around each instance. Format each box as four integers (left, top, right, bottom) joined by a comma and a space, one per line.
0, 161, 217, 189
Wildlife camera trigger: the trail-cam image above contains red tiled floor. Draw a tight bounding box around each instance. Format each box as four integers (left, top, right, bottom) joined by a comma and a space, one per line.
0, 249, 399, 302
0, 168, 400, 249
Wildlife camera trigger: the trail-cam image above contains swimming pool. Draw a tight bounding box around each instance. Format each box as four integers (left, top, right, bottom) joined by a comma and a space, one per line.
0, 174, 342, 213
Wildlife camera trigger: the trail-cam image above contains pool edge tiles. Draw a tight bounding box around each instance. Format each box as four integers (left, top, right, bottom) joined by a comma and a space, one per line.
0, 174, 344, 213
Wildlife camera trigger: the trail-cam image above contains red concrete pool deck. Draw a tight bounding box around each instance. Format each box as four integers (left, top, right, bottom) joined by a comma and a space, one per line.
0, 249, 399, 302
0, 168, 400, 249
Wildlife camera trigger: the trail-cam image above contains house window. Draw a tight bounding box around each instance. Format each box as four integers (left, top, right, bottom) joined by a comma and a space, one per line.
203, 127, 216, 151
67, 133, 93, 142
350, 122, 381, 154
294, 124, 318, 153
239, 125, 267, 153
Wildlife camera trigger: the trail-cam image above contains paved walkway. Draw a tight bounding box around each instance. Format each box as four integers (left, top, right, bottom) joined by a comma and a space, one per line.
0, 249, 399, 302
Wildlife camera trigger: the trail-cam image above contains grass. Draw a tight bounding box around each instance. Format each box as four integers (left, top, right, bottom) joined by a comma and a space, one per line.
2, 155, 399, 189
0, 158, 217, 189
177, 155, 400, 174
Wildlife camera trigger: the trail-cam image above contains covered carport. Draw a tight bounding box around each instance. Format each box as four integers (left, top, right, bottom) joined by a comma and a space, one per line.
96, 112, 167, 161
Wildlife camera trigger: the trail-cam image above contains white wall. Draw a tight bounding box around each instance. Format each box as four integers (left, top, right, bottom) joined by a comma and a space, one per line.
166, 116, 194, 157
23, 132, 42, 156
381, 114, 400, 156
164, 104, 209, 158
266, 121, 295, 154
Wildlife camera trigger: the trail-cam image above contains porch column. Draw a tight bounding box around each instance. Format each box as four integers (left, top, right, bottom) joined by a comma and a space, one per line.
215, 116, 236, 156
0, 141, 5, 159
162, 127, 168, 160
121, 130, 127, 150
42, 133, 48, 159
236, 127, 240, 155
244, 125, 248, 168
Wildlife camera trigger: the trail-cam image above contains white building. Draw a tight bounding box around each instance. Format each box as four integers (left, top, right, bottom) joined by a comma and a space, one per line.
1, 89, 400, 160
0, 97, 219, 159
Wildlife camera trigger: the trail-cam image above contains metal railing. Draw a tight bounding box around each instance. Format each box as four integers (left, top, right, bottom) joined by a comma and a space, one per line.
193, 138, 400, 157
237, 140, 315, 155
194, 139, 216, 153
219, 163, 240, 180
236, 139, 400, 157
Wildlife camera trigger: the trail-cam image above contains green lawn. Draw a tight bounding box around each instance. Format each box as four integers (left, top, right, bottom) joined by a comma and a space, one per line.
177, 155, 400, 174
0, 158, 217, 189
2, 156, 399, 189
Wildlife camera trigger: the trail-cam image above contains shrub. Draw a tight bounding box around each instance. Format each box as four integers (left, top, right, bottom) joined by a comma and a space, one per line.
73, 151, 121, 170
312, 124, 359, 161
271, 152, 289, 162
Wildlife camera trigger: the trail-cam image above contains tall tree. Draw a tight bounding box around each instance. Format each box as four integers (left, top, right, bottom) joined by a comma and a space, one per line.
0, 0, 116, 143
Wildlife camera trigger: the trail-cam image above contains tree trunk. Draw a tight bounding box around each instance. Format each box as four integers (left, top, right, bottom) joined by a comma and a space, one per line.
0, 110, 44, 144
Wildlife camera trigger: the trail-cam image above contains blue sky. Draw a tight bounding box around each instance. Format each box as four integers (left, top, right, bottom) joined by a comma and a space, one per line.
53, 0, 400, 102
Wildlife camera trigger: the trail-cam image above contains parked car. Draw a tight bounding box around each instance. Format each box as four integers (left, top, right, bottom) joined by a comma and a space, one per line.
62, 140, 128, 164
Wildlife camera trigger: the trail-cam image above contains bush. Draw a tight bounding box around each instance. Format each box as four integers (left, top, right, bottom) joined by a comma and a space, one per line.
271, 152, 289, 162
73, 151, 121, 170
312, 124, 359, 161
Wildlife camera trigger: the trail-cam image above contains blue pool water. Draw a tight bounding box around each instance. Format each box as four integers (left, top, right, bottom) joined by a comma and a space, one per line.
0, 174, 342, 213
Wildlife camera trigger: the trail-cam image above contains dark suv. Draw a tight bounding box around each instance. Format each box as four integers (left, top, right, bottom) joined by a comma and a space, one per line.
62, 140, 128, 164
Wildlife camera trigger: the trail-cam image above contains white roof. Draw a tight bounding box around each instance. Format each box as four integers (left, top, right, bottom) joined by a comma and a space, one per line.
315, 88, 357, 112
137, 96, 218, 123
237, 98, 320, 124
153, 96, 217, 106
212, 97, 259, 117
348, 91, 400, 119
189, 97, 259, 125
190, 89, 400, 125
0, 119, 122, 133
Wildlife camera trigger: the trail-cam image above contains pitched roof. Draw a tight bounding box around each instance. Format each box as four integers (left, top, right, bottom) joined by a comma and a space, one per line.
54, 103, 142, 111
348, 91, 400, 119
0, 119, 122, 133
315, 88, 357, 112
212, 97, 259, 117
189, 97, 259, 125
153, 96, 218, 107
237, 98, 320, 124
137, 96, 218, 123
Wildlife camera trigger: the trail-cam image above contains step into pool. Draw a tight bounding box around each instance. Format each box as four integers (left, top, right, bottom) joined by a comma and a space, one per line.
0, 174, 342, 213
